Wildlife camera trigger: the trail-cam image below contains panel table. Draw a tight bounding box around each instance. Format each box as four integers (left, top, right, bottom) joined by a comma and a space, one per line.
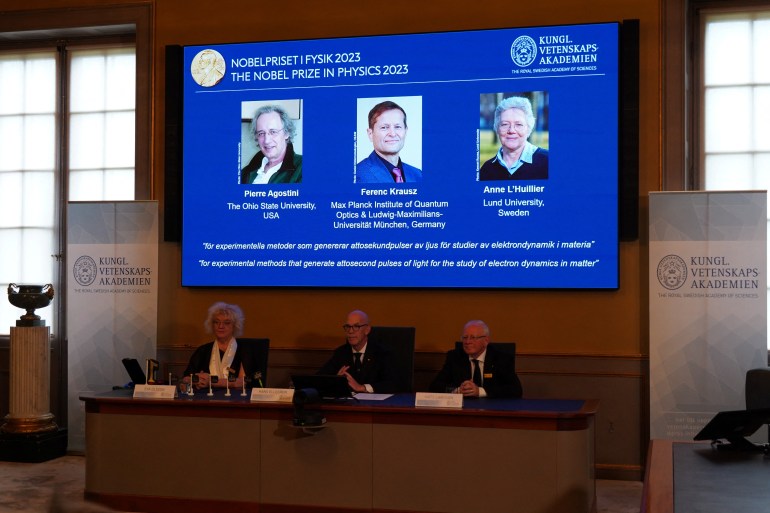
81, 390, 597, 513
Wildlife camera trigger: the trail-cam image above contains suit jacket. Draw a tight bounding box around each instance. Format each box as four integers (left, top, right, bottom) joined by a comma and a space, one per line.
355, 151, 422, 183
429, 345, 523, 398
318, 340, 397, 393
479, 147, 548, 181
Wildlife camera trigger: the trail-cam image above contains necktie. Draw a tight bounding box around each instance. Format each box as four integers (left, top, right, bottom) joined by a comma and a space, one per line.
392, 167, 404, 183
353, 352, 362, 375
472, 359, 482, 386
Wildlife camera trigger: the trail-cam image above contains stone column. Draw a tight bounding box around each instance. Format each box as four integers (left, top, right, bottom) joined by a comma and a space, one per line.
1, 326, 57, 434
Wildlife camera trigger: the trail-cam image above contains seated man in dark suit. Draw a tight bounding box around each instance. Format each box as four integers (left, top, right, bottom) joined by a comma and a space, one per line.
430, 320, 522, 398
318, 310, 397, 394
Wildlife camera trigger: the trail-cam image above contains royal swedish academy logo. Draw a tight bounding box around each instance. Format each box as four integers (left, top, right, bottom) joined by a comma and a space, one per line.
656, 255, 687, 290
510, 36, 538, 67
73, 255, 97, 286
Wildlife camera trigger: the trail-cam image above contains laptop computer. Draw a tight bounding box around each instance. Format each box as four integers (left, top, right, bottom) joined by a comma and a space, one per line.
291, 374, 354, 400
693, 408, 770, 451
122, 358, 147, 385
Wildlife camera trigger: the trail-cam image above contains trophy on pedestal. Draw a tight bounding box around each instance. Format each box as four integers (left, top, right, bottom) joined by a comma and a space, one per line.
7, 284, 54, 327
1, 283, 67, 462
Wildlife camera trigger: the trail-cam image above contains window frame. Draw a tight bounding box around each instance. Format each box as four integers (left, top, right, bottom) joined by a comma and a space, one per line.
663, 0, 770, 191
664, 0, 770, 356
0, 4, 152, 199
0, 3, 152, 426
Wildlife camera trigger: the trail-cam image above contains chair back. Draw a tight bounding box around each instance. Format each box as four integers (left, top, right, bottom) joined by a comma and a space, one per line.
368, 326, 415, 393
746, 368, 770, 409
745, 367, 770, 441
238, 338, 270, 386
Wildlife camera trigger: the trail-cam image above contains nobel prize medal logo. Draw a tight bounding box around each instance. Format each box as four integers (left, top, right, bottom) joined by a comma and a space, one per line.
510, 36, 538, 67
657, 255, 687, 290
190, 49, 226, 87
73, 255, 97, 287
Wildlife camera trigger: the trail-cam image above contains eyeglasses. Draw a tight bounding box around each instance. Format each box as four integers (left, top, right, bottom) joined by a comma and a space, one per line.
213, 320, 233, 326
343, 323, 369, 332
498, 121, 527, 133
256, 128, 285, 140
461, 335, 488, 342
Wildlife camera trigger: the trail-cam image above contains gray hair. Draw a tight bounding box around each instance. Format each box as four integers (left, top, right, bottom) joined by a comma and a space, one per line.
251, 104, 297, 142
493, 96, 535, 135
204, 302, 245, 337
463, 319, 490, 337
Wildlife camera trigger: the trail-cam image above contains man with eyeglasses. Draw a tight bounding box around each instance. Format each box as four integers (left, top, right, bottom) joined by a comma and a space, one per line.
355, 100, 422, 183
429, 320, 522, 398
240, 104, 303, 184
479, 95, 548, 181
317, 310, 397, 394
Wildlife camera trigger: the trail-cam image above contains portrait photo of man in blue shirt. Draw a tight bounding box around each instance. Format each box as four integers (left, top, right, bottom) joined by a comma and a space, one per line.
355, 98, 423, 184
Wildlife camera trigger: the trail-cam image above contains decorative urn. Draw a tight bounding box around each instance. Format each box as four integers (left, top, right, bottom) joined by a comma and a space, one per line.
7, 283, 54, 327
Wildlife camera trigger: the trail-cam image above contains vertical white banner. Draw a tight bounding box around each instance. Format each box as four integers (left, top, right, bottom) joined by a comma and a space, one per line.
66, 201, 158, 451
649, 191, 767, 440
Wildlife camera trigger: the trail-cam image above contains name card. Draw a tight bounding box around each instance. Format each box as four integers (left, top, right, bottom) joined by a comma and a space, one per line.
133, 384, 177, 399
250, 387, 294, 403
414, 392, 463, 409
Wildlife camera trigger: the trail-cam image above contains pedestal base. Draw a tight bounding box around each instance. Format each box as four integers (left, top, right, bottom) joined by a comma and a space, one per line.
1, 413, 58, 434
0, 428, 67, 462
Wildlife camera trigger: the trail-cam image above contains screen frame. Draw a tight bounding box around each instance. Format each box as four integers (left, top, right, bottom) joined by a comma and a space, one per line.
173, 21, 635, 290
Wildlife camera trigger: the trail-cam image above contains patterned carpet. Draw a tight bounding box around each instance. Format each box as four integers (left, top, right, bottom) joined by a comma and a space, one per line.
0, 455, 642, 512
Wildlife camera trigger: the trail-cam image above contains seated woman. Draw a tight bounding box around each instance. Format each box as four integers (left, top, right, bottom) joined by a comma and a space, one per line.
181, 302, 260, 390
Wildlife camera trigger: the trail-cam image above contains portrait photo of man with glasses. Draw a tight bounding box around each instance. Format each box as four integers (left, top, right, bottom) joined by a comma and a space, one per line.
317, 310, 398, 394
240, 100, 303, 184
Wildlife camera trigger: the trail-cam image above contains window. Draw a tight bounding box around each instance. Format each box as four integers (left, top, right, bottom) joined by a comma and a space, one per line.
664, 1, 770, 347
0, 51, 57, 333
0, 4, 151, 429
699, 8, 770, 346
69, 47, 137, 201
0, 45, 137, 335
0, 2, 152, 339
701, 11, 770, 192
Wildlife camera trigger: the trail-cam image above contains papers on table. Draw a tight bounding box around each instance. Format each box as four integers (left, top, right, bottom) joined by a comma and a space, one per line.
354, 393, 393, 401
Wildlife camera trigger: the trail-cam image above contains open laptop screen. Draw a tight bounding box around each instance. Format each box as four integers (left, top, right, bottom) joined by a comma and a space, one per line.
693, 408, 770, 443
122, 358, 147, 385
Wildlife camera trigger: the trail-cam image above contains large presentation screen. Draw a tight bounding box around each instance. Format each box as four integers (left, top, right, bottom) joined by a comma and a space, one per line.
181, 22, 620, 288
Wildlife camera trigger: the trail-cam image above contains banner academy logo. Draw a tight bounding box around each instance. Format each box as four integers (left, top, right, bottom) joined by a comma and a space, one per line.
657, 255, 687, 290
510, 36, 537, 67
73, 255, 97, 286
